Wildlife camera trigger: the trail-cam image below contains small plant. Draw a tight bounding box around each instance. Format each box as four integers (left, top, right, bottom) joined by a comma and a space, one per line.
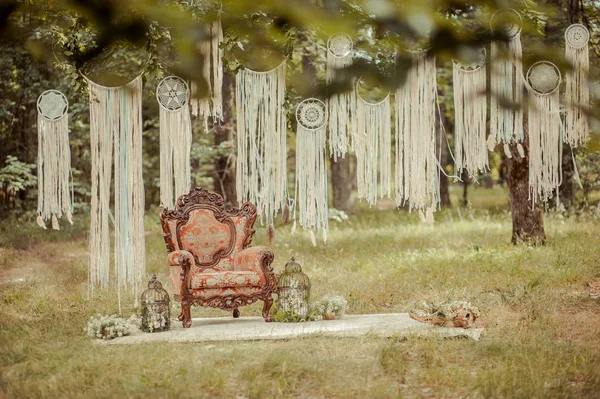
84, 314, 140, 340
313, 294, 348, 319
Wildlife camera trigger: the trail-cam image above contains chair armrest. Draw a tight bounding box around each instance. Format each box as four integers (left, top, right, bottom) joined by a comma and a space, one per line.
234, 246, 276, 291
167, 250, 195, 268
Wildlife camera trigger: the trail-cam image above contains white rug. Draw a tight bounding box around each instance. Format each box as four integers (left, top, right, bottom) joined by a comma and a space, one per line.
101, 313, 484, 345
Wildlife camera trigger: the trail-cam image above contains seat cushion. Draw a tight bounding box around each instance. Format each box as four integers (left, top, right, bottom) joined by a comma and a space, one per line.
190, 270, 265, 290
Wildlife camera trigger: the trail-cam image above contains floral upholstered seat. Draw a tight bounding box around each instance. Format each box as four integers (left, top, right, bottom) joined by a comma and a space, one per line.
160, 187, 276, 328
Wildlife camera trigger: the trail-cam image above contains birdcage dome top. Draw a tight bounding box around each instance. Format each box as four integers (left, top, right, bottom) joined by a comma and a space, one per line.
278, 257, 311, 289
141, 275, 170, 303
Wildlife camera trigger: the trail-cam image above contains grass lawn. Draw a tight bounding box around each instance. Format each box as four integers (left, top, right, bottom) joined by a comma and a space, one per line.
1, 186, 599, 398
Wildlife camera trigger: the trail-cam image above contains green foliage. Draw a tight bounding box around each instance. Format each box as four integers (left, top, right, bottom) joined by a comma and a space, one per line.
0, 156, 37, 197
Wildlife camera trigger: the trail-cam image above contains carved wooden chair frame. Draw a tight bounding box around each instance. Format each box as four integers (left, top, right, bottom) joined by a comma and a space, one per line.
160, 187, 276, 328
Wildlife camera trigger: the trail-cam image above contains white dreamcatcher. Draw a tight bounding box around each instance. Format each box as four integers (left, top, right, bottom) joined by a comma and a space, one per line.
395, 50, 439, 223
355, 78, 392, 206
36, 90, 73, 230
564, 23, 590, 147
157, 76, 193, 209
453, 47, 489, 177
489, 8, 524, 157
525, 61, 562, 206
235, 60, 288, 236
191, 15, 223, 124
327, 33, 356, 160
294, 98, 329, 246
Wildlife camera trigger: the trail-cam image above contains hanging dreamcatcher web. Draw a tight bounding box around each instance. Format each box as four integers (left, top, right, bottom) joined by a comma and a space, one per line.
37, 90, 68, 121
157, 76, 189, 111
527, 61, 561, 95
565, 23, 589, 49
490, 8, 523, 38
296, 98, 327, 130
453, 47, 486, 72
327, 33, 353, 58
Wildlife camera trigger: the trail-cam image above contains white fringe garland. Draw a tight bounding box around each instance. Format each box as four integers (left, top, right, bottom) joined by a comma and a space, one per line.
87, 75, 146, 309
235, 61, 287, 226
159, 102, 192, 209
526, 74, 562, 207
490, 33, 524, 153
453, 60, 489, 177
36, 112, 73, 230
191, 18, 224, 123
565, 28, 590, 147
295, 122, 328, 240
355, 94, 392, 206
395, 51, 439, 221
327, 45, 355, 160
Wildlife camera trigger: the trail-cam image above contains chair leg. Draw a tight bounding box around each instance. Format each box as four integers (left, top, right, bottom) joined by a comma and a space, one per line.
181, 299, 192, 328
262, 295, 273, 322
233, 308, 240, 318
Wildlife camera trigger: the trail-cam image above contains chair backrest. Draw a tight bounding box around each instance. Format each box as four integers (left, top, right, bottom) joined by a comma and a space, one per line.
160, 188, 257, 272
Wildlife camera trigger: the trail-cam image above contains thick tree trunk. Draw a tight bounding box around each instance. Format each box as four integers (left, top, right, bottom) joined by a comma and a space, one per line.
436, 100, 451, 207
506, 119, 546, 244
331, 156, 354, 212
212, 72, 236, 206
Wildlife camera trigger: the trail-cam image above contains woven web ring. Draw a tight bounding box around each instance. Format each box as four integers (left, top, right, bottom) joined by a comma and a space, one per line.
565, 24, 589, 49
156, 76, 189, 111
37, 90, 68, 121
453, 47, 486, 72
296, 98, 327, 131
491, 9, 522, 39
527, 61, 561, 95
327, 34, 353, 58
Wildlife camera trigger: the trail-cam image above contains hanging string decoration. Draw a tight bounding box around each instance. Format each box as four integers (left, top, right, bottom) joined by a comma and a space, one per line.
87, 76, 146, 307
295, 98, 328, 243
526, 61, 562, 205
395, 51, 439, 222
235, 61, 287, 230
157, 76, 193, 209
355, 84, 392, 206
36, 90, 73, 230
191, 17, 224, 123
326, 33, 356, 160
564, 23, 590, 147
453, 47, 489, 177
489, 9, 524, 157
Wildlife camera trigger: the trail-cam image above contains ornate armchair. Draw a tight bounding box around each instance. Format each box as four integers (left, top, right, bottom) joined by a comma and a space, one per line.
160, 187, 276, 328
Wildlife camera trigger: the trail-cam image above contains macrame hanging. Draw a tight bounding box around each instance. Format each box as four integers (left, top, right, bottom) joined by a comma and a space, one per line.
36, 90, 73, 230
564, 23, 590, 147
489, 9, 524, 157
235, 60, 287, 231
525, 61, 562, 206
355, 81, 392, 206
157, 76, 193, 209
191, 17, 223, 123
395, 50, 439, 222
453, 47, 489, 177
327, 33, 356, 160
294, 98, 329, 245
86, 75, 146, 308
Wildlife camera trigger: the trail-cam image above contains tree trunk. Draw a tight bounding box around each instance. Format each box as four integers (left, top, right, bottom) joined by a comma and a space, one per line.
212, 72, 236, 206
461, 169, 470, 207
331, 156, 354, 212
436, 100, 451, 207
506, 119, 546, 244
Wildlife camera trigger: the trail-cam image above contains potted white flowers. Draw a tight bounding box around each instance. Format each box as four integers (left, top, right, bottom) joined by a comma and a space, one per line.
313, 294, 348, 320
84, 314, 139, 340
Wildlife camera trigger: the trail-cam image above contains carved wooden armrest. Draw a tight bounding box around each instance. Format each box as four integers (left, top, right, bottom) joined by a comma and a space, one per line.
234, 246, 276, 289
167, 250, 195, 268
167, 250, 195, 296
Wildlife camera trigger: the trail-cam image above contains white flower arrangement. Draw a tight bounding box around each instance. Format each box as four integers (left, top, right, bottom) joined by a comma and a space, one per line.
84, 314, 140, 340
313, 294, 348, 318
